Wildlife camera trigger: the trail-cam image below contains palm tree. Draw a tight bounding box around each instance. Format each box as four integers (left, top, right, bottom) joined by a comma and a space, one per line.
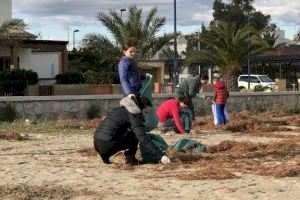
0, 19, 27, 37
199, 21, 269, 91
82, 5, 173, 60
295, 31, 300, 43
0, 19, 27, 70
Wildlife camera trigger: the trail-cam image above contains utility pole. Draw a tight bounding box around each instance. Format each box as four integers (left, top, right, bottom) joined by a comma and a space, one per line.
197, 31, 201, 75
173, 0, 179, 87
247, 13, 252, 89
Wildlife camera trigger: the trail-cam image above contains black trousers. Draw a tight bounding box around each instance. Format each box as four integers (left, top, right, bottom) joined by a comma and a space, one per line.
94, 132, 138, 160
188, 99, 195, 120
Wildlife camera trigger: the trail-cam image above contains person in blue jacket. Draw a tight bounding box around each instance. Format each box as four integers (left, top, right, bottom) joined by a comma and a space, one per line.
118, 42, 150, 97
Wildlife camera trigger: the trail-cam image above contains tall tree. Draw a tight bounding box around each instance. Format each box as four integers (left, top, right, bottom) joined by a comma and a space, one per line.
83, 5, 173, 60
199, 21, 269, 91
295, 31, 300, 42
212, 0, 269, 30
212, 0, 278, 44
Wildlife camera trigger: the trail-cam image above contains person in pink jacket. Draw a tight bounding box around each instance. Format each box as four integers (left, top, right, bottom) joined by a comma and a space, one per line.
156, 98, 187, 134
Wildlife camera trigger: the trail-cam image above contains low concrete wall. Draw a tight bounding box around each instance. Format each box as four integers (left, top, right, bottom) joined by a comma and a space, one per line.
25, 84, 124, 96
0, 92, 299, 120
53, 84, 88, 95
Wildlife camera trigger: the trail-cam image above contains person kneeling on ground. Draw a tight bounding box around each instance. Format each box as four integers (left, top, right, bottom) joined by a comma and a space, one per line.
156, 98, 188, 134
93, 96, 171, 165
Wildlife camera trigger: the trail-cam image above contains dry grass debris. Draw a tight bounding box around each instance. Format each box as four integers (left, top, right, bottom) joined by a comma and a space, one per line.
0, 131, 27, 141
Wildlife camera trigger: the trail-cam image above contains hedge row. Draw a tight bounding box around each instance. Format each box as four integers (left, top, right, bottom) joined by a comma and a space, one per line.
55, 70, 119, 84
0, 69, 38, 96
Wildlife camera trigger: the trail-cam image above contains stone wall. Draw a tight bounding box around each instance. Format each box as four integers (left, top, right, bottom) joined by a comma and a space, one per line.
0, 92, 299, 120
25, 84, 123, 96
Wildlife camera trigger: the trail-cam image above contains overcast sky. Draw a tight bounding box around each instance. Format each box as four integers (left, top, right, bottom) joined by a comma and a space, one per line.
12, 0, 300, 49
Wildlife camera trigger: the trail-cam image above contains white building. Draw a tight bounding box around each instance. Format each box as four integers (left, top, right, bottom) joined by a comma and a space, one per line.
0, 0, 68, 83
0, 0, 12, 22
274, 29, 291, 46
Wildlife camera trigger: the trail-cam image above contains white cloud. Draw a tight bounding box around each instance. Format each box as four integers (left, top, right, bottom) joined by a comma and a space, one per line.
11, 0, 300, 40
254, 0, 300, 25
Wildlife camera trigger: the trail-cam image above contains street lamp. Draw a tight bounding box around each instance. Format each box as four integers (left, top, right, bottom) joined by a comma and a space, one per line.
196, 31, 201, 75
247, 13, 254, 89
120, 8, 126, 17
73, 29, 79, 50
173, 0, 179, 87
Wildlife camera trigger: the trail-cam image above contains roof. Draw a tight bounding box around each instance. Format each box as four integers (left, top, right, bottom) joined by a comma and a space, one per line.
252, 44, 300, 62
261, 44, 300, 56
22, 39, 68, 45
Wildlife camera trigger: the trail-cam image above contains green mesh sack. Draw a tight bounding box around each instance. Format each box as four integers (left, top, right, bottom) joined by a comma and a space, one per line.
140, 133, 168, 163
180, 110, 192, 133
173, 139, 206, 154
140, 76, 158, 131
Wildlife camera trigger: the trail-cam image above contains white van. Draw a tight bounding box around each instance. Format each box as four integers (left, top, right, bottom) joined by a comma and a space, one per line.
238, 74, 275, 90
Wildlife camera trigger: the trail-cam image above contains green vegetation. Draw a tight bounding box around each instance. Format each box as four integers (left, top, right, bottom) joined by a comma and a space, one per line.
86, 103, 101, 119
0, 102, 18, 122
0, 69, 38, 95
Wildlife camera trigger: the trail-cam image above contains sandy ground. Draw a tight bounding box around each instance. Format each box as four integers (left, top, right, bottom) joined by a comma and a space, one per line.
0, 123, 299, 199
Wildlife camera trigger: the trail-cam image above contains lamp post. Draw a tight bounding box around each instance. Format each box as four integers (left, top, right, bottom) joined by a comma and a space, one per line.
120, 8, 126, 17
247, 14, 253, 89
73, 29, 79, 50
196, 31, 201, 75
173, 0, 179, 87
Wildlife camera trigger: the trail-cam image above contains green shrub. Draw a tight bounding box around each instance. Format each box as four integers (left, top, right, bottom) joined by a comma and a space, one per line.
55, 71, 85, 84
83, 70, 102, 84
0, 69, 38, 96
86, 103, 101, 119
0, 102, 18, 122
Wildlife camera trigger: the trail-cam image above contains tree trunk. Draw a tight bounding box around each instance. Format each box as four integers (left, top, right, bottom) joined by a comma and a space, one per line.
223, 72, 239, 92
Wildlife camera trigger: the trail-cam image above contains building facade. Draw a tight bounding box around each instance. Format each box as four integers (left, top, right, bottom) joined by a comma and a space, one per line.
0, 0, 68, 84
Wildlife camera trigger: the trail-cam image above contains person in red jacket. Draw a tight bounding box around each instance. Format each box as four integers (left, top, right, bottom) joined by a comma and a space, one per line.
156, 98, 187, 134
213, 77, 229, 125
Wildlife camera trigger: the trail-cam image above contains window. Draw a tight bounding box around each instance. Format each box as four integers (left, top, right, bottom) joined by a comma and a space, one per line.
239, 76, 248, 82
0, 57, 10, 71
251, 76, 260, 83
259, 76, 273, 82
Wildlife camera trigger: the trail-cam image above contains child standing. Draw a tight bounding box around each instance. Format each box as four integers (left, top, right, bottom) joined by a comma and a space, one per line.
118, 42, 143, 97
213, 77, 229, 125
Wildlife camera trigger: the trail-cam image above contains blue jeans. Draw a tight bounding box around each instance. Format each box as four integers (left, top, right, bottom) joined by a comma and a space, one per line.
215, 104, 227, 125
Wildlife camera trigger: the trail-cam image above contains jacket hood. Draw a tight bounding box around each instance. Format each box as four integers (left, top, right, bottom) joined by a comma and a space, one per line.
214, 81, 226, 89
120, 96, 141, 114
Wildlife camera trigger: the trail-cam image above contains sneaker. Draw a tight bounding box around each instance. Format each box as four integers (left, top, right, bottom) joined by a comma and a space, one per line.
124, 151, 141, 165
100, 154, 111, 164
161, 127, 174, 133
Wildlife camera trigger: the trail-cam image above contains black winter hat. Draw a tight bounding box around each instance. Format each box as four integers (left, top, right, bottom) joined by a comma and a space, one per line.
133, 96, 152, 109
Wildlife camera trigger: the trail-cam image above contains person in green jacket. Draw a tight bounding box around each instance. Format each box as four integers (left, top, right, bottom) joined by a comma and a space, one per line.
174, 74, 209, 120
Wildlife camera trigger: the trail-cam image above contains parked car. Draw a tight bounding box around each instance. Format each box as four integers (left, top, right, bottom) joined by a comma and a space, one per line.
238, 74, 275, 90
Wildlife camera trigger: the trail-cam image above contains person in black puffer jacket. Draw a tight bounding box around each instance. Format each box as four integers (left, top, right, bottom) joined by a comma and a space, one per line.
94, 96, 171, 165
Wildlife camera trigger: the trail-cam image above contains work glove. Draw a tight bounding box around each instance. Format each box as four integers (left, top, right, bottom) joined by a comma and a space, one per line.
146, 73, 153, 79
196, 93, 205, 99
204, 96, 212, 100
127, 94, 135, 99
161, 155, 171, 164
